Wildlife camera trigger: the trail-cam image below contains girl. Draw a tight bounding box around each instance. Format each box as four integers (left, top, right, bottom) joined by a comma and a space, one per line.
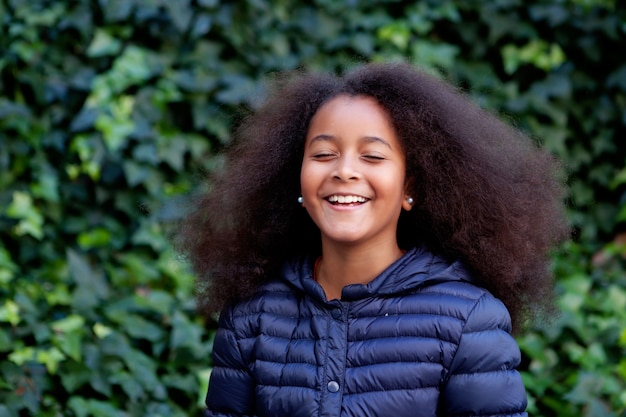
178, 62, 569, 417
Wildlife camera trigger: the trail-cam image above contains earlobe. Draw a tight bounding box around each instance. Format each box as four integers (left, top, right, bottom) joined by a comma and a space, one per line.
402, 196, 414, 211
403, 179, 414, 211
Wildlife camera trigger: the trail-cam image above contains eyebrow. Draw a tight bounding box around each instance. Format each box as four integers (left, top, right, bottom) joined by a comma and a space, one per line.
308, 134, 392, 149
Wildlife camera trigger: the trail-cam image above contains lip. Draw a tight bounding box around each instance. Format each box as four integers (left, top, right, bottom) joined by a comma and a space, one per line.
323, 192, 369, 198
323, 193, 370, 208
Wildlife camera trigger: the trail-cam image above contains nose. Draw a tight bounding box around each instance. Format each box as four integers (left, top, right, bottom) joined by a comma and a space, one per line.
332, 155, 360, 181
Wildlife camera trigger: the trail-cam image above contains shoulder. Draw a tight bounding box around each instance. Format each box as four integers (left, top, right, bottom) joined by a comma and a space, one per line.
421, 272, 513, 333
218, 279, 301, 332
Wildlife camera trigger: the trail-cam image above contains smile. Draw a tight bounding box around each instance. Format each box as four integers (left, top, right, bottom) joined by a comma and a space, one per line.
326, 195, 369, 204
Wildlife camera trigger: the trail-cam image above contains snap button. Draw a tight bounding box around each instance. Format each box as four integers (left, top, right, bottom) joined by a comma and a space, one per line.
331, 308, 341, 319
327, 381, 340, 393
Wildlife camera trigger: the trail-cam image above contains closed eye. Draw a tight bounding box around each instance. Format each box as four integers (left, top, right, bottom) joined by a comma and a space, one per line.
362, 155, 385, 161
312, 152, 336, 160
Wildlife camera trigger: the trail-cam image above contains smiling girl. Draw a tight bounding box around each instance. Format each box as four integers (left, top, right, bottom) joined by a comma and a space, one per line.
178, 62, 569, 417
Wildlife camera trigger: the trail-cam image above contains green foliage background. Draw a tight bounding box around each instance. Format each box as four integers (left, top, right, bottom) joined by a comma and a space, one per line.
0, 0, 625, 416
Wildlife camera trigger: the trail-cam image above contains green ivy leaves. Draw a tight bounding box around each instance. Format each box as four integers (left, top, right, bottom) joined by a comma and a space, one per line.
0, 0, 625, 416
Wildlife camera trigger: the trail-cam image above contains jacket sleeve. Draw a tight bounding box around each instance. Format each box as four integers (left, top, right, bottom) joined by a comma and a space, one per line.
440, 293, 528, 417
204, 306, 257, 417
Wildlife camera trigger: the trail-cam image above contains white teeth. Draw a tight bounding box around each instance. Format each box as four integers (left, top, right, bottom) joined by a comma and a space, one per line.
328, 195, 367, 204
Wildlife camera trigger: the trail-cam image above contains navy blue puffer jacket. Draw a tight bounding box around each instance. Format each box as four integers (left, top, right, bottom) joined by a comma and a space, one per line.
205, 246, 528, 417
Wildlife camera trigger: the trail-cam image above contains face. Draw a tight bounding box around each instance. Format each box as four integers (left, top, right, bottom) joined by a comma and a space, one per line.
300, 95, 412, 250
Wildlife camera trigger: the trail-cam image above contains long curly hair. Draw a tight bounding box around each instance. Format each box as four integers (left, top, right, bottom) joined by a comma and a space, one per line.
177, 62, 569, 331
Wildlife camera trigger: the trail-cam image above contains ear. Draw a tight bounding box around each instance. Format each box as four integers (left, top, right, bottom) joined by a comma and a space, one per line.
402, 196, 413, 211
402, 179, 414, 211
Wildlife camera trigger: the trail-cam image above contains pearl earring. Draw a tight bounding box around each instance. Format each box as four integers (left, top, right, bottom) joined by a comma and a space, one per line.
297, 196, 304, 204
406, 197, 414, 205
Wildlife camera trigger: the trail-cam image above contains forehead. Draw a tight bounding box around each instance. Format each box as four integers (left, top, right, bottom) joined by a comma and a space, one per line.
307, 95, 396, 138
313, 94, 389, 119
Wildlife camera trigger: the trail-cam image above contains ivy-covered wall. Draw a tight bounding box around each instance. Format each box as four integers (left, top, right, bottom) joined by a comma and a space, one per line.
0, 0, 624, 416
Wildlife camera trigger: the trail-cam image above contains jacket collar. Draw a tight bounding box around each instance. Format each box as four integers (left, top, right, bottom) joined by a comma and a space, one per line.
280, 246, 473, 303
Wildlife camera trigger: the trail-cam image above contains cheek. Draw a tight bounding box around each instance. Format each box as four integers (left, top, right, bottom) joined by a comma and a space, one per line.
299, 163, 316, 203
299, 164, 309, 191
377, 170, 406, 196
300, 160, 323, 185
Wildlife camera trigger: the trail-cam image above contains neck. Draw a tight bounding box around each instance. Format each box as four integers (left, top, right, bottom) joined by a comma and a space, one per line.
316, 240, 405, 301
